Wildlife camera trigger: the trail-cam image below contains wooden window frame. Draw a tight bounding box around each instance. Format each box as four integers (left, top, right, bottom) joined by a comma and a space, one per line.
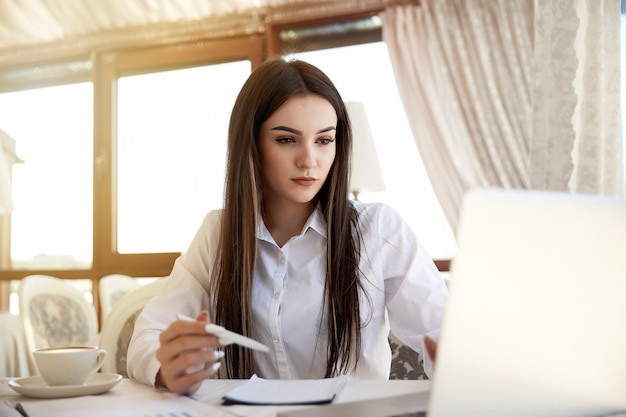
0, 5, 450, 316
93, 36, 264, 276
0, 36, 265, 319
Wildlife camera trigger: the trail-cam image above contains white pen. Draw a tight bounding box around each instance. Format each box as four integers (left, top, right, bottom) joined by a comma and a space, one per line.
176, 313, 270, 353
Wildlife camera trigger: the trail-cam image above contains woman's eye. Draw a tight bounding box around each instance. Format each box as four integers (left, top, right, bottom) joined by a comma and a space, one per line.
276, 137, 295, 144
317, 137, 335, 145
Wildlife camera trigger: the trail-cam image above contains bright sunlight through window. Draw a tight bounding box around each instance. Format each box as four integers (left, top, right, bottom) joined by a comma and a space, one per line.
290, 43, 457, 259
0, 83, 93, 268
0, 43, 457, 269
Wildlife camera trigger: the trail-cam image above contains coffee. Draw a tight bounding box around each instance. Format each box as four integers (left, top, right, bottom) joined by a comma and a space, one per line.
37, 346, 94, 353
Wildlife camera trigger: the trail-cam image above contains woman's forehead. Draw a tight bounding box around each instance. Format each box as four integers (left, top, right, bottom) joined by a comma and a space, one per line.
265, 94, 337, 127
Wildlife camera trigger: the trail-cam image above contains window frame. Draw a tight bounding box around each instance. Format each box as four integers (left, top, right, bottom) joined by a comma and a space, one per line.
0, 7, 453, 315
93, 37, 265, 278
0, 36, 265, 315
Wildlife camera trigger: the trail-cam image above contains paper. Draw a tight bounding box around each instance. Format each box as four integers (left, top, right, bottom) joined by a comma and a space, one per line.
15, 390, 237, 417
276, 392, 430, 417
223, 374, 347, 405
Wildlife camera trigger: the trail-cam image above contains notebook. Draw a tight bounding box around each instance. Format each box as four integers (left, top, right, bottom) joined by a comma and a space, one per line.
222, 374, 347, 405
427, 188, 626, 417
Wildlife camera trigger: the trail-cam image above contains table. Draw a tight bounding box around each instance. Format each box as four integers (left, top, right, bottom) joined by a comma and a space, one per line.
0, 376, 431, 417
0, 313, 32, 378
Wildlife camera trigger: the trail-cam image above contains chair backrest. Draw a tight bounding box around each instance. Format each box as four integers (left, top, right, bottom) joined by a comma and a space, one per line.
18, 275, 99, 369
388, 278, 449, 380
388, 332, 427, 380
99, 274, 142, 320
99, 277, 167, 376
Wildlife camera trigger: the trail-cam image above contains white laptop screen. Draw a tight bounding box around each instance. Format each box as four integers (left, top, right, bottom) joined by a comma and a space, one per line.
428, 188, 626, 417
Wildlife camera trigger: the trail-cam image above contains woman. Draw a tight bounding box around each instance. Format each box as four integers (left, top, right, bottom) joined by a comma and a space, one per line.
127, 58, 448, 394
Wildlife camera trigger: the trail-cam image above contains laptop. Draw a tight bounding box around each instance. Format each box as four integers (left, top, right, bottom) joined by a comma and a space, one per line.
428, 187, 626, 417
278, 188, 626, 417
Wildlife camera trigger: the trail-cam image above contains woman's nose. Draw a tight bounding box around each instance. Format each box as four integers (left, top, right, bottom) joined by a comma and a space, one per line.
297, 144, 316, 169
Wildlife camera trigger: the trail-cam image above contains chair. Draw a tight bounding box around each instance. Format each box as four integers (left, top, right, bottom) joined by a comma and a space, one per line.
99, 274, 142, 320
389, 331, 428, 380
99, 277, 167, 377
18, 275, 99, 370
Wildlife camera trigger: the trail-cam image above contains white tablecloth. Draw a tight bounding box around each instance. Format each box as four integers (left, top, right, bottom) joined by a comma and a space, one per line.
0, 313, 31, 378
4, 377, 626, 417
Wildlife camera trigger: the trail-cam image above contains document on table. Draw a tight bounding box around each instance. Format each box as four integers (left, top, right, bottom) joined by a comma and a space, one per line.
276, 392, 430, 417
222, 374, 347, 405
15, 390, 237, 417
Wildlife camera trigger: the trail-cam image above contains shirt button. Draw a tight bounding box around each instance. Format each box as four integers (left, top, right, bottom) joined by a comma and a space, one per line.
274, 292, 279, 299
274, 338, 279, 343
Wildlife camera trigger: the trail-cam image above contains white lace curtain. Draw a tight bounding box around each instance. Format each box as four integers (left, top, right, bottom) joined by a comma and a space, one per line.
382, 0, 623, 232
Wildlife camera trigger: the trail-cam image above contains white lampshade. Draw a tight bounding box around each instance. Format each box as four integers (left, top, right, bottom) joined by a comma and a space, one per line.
346, 101, 385, 200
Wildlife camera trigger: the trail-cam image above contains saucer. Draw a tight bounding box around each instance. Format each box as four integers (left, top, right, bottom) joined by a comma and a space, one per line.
8, 373, 122, 398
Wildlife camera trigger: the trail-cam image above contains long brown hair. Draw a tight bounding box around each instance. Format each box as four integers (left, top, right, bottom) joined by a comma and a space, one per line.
211, 58, 363, 378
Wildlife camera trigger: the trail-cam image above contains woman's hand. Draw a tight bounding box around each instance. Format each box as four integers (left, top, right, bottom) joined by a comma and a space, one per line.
424, 335, 438, 364
155, 311, 224, 394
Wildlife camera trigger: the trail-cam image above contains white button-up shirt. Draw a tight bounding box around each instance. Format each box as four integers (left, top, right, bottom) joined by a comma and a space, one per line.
127, 201, 448, 386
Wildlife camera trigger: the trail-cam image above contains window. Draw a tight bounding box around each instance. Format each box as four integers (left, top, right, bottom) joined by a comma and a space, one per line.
277, 18, 456, 260
0, 10, 457, 313
0, 83, 93, 269
92, 37, 264, 278
116, 62, 250, 253
0, 37, 264, 315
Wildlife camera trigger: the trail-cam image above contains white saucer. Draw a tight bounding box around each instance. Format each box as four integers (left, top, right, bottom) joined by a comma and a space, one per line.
8, 373, 122, 398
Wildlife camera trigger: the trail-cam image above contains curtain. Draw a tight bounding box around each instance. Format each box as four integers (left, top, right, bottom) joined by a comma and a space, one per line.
532, 0, 622, 194
382, 0, 623, 233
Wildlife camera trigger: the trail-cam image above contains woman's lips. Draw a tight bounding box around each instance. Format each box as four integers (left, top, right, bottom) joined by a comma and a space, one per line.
292, 177, 316, 186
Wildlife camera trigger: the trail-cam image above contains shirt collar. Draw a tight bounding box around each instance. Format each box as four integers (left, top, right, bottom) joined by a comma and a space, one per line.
257, 204, 327, 242
307, 205, 327, 238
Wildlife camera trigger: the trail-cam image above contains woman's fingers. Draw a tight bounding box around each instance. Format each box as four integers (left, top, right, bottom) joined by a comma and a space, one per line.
155, 313, 225, 394
159, 318, 210, 345
195, 311, 210, 322
158, 363, 219, 394
157, 349, 223, 394
424, 335, 438, 363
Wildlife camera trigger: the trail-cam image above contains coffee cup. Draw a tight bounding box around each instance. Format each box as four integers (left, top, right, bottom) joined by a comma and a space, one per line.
32, 345, 107, 386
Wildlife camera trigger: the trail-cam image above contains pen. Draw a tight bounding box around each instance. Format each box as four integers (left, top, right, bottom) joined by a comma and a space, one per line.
176, 314, 270, 352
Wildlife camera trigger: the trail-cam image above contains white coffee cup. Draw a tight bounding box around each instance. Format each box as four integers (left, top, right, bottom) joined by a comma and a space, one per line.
33, 345, 107, 386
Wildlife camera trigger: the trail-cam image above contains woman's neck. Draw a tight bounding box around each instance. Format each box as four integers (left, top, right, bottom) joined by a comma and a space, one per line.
263, 200, 317, 247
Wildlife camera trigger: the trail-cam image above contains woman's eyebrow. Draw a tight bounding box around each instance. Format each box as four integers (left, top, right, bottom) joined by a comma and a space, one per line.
271, 126, 302, 135
270, 126, 336, 135
317, 126, 336, 134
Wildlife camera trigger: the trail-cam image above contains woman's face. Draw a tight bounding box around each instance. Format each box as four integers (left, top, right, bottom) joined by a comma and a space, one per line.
258, 94, 337, 208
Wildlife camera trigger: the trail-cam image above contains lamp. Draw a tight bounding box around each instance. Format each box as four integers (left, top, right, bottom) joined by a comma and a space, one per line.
345, 101, 385, 200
